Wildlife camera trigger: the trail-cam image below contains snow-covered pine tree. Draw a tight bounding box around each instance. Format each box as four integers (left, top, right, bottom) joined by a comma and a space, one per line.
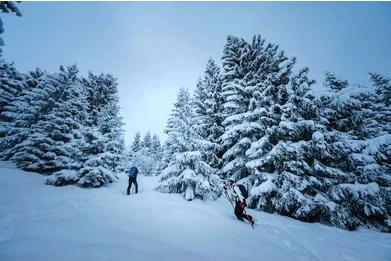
0, 68, 50, 158
323, 71, 349, 91
0, 59, 24, 140
370, 73, 391, 106
245, 67, 318, 215
156, 88, 221, 200
157, 138, 174, 176
141, 131, 152, 153
193, 58, 224, 169
344, 74, 391, 230
244, 68, 391, 231
124, 132, 141, 166
10, 65, 87, 174
219, 36, 254, 180
369, 73, 391, 134
220, 35, 295, 182
68, 126, 113, 187
132, 147, 156, 176
151, 134, 162, 162
131, 131, 160, 176
0, 1, 21, 52
157, 89, 193, 175
97, 98, 125, 173
0, 2, 21, 16
48, 72, 125, 187
77, 73, 124, 187
131, 132, 142, 153
316, 72, 391, 231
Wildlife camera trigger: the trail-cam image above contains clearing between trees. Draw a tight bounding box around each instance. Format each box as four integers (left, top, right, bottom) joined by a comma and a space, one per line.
0, 161, 390, 261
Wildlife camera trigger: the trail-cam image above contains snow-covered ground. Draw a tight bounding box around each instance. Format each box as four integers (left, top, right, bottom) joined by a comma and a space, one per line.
0, 161, 390, 261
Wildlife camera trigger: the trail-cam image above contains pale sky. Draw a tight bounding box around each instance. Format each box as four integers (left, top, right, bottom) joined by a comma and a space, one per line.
1, 2, 390, 144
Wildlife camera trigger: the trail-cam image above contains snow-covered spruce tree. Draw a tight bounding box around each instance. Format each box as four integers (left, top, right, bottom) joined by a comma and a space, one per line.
343, 74, 391, 230
156, 88, 221, 200
141, 131, 152, 153
245, 67, 319, 215
151, 134, 162, 161
220, 35, 295, 181
131, 132, 142, 153
217, 35, 390, 231
219, 35, 254, 180
48, 72, 124, 187
0, 1, 21, 53
157, 90, 193, 175
0, 68, 50, 159
151, 134, 163, 165
370, 73, 391, 107
76, 73, 124, 187
244, 68, 391, 231
133, 133, 163, 176
316, 73, 391, 231
132, 147, 157, 176
157, 138, 174, 175
119, 141, 132, 172
132, 131, 158, 176
369, 73, 391, 134
0, 59, 24, 140
0, 68, 37, 153
124, 132, 141, 165
244, 69, 363, 228
193, 58, 224, 169
10, 65, 87, 174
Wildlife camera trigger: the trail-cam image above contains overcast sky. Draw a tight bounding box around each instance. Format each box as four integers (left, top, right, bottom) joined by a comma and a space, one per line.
1, 2, 390, 144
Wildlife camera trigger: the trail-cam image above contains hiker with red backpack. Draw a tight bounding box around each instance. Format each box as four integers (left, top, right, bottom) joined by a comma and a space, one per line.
223, 180, 254, 226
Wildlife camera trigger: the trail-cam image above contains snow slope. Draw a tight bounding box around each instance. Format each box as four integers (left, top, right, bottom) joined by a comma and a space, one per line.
0, 161, 390, 261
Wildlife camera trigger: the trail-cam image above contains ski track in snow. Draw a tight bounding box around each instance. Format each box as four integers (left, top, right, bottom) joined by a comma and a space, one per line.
0, 161, 390, 261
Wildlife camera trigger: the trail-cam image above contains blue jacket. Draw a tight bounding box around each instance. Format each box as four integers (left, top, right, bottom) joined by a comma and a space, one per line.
128, 166, 138, 178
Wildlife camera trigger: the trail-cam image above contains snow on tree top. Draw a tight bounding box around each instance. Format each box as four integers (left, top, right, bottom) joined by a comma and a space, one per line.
312, 131, 324, 141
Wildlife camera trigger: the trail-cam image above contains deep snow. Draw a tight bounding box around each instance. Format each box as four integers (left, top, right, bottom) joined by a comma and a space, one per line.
0, 161, 390, 261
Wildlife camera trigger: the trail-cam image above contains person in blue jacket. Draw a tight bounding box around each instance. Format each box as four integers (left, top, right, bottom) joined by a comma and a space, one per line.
127, 164, 139, 195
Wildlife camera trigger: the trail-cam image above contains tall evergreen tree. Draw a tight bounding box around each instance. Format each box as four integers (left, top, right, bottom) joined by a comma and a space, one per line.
77, 72, 124, 186
11, 65, 87, 173
1, 69, 49, 158
157, 88, 220, 200
193, 58, 224, 169
157, 139, 174, 175
151, 134, 162, 161
245, 68, 391, 231
131, 132, 162, 176
131, 132, 142, 152
370, 73, 391, 130
48, 72, 124, 187
220, 35, 295, 181
246, 68, 323, 217
142, 131, 152, 152
314, 73, 390, 231
0, 59, 24, 139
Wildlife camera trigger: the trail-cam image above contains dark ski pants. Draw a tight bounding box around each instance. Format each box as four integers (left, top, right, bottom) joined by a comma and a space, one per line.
235, 201, 253, 223
127, 177, 138, 195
